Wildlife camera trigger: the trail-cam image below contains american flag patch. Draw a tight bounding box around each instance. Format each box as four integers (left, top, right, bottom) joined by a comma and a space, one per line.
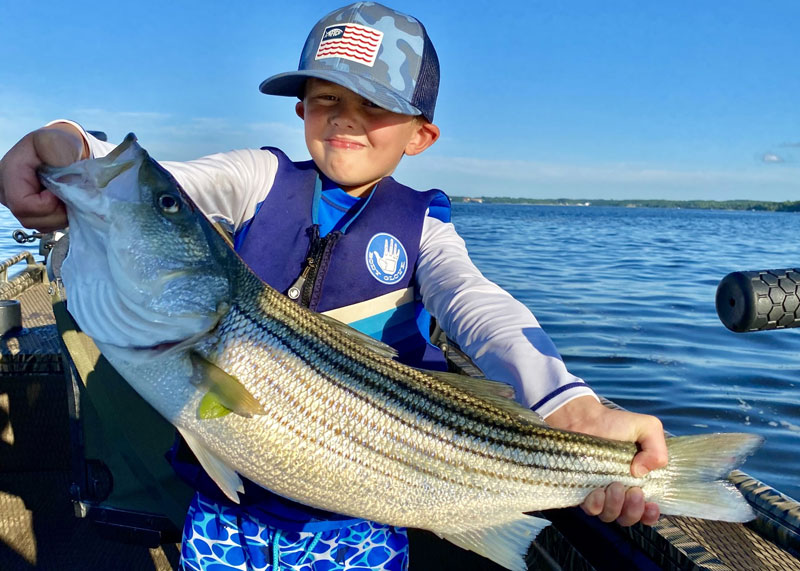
315, 23, 383, 67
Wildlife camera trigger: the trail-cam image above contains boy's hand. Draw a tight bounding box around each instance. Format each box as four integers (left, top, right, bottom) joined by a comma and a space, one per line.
0, 124, 87, 232
545, 395, 668, 526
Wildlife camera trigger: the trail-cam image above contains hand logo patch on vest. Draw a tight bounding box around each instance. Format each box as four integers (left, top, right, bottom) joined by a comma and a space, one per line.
366, 233, 408, 285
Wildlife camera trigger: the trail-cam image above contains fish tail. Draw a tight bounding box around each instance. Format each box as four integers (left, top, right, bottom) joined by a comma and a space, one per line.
441, 514, 550, 571
657, 433, 763, 522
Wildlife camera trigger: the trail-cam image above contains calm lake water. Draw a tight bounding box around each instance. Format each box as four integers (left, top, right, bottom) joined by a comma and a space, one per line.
450, 202, 800, 501
1, 203, 798, 501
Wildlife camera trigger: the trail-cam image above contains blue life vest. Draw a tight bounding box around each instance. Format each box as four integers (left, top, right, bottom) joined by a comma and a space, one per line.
237, 147, 451, 369
169, 148, 452, 530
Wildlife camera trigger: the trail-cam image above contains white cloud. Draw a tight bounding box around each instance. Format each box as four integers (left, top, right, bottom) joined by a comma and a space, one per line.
408, 154, 796, 183
761, 153, 784, 164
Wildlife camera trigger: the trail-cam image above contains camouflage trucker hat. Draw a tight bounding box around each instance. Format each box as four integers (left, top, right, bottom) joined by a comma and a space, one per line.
259, 2, 440, 122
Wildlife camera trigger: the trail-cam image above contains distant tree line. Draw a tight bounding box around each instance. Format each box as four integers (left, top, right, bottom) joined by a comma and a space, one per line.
451, 197, 800, 212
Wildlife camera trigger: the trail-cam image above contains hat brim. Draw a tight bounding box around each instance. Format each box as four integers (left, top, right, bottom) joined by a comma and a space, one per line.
259, 70, 422, 118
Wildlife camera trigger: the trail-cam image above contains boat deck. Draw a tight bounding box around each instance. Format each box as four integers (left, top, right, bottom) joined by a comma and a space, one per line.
1, 276, 799, 570
664, 514, 798, 570
1, 280, 179, 571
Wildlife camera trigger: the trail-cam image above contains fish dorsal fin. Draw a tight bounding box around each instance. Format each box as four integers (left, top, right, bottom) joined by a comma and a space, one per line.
441, 514, 550, 571
315, 313, 398, 360
177, 427, 244, 503
424, 370, 547, 426
190, 352, 267, 418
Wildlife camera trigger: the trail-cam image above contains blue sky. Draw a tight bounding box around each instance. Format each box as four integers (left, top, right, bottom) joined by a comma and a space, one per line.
1, 1, 798, 200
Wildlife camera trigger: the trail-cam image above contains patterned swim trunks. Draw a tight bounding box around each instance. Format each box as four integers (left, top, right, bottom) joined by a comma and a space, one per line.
180, 493, 409, 571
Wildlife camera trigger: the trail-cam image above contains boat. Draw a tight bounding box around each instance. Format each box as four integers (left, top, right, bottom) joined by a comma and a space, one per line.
1, 234, 798, 570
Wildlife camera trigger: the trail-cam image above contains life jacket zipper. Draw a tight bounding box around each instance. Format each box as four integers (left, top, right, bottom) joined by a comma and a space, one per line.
286, 226, 340, 309
287, 257, 315, 301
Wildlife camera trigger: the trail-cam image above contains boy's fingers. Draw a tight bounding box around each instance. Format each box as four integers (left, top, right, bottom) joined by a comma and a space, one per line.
582, 486, 661, 527
5, 179, 68, 230
598, 482, 626, 522
631, 418, 668, 478
580, 488, 605, 516
0, 126, 78, 231
641, 502, 661, 526
615, 487, 645, 526
32, 128, 85, 167
18, 199, 68, 233
631, 442, 669, 478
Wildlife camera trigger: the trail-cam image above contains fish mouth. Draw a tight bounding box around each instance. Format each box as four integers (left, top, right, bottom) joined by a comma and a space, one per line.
106, 330, 210, 361
118, 306, 226, 357
134, 340, 181, 352
38, 132, 141, 208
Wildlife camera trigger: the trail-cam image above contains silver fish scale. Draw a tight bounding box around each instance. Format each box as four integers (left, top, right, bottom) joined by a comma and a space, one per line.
169, 279, 663, 532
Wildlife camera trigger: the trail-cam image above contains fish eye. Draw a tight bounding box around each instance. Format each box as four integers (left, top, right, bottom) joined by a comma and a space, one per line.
157, 193, 181, 214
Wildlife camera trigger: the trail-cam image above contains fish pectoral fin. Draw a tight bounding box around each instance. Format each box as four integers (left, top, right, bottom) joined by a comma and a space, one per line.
198, 392, 233, 419
315, 313, 398, 360
423, 371, 548, 426
440, 515, 550, 571
190, 352, 267, 418
177, 427, 244, 503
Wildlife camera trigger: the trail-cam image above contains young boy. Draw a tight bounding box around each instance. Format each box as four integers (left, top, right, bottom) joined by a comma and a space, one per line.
0, 3, 667, 569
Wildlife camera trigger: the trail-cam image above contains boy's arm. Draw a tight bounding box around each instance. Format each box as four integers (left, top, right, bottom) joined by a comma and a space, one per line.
0, 124, 87, 231
0, 122, 278, 235
416, 216, 667, 525
416, 216, 594, 416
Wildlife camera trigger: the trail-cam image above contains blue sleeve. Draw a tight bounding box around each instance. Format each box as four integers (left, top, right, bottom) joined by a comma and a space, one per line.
427, 190, 451, 223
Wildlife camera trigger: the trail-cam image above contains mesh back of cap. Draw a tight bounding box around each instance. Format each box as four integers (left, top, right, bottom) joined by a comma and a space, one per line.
412, 25, 440, 122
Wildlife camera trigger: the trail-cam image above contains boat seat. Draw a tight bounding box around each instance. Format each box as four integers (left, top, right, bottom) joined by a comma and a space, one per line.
47, 232, 193, 545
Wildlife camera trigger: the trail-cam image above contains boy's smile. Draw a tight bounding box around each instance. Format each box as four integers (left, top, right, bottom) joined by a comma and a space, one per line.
326, 136, 365, 150
296, 79, 439, 197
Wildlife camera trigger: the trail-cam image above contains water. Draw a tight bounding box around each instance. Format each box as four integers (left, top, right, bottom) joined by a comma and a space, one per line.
450, 203, 800, 501
0, 208, 40, 274
1, 203, 798, 500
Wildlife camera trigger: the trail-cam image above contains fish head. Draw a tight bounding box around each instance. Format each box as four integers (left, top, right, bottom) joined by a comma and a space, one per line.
40, 133, 232, 353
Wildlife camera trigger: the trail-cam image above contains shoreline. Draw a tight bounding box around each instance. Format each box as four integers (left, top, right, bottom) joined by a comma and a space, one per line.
451, 197, 800, 212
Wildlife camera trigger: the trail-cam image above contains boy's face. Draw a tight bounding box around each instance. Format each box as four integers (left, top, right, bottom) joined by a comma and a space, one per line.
296, 79, 439, 197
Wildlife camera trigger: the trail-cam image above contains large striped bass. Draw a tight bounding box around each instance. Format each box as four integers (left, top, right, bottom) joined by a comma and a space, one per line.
41, 134, 761, 571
